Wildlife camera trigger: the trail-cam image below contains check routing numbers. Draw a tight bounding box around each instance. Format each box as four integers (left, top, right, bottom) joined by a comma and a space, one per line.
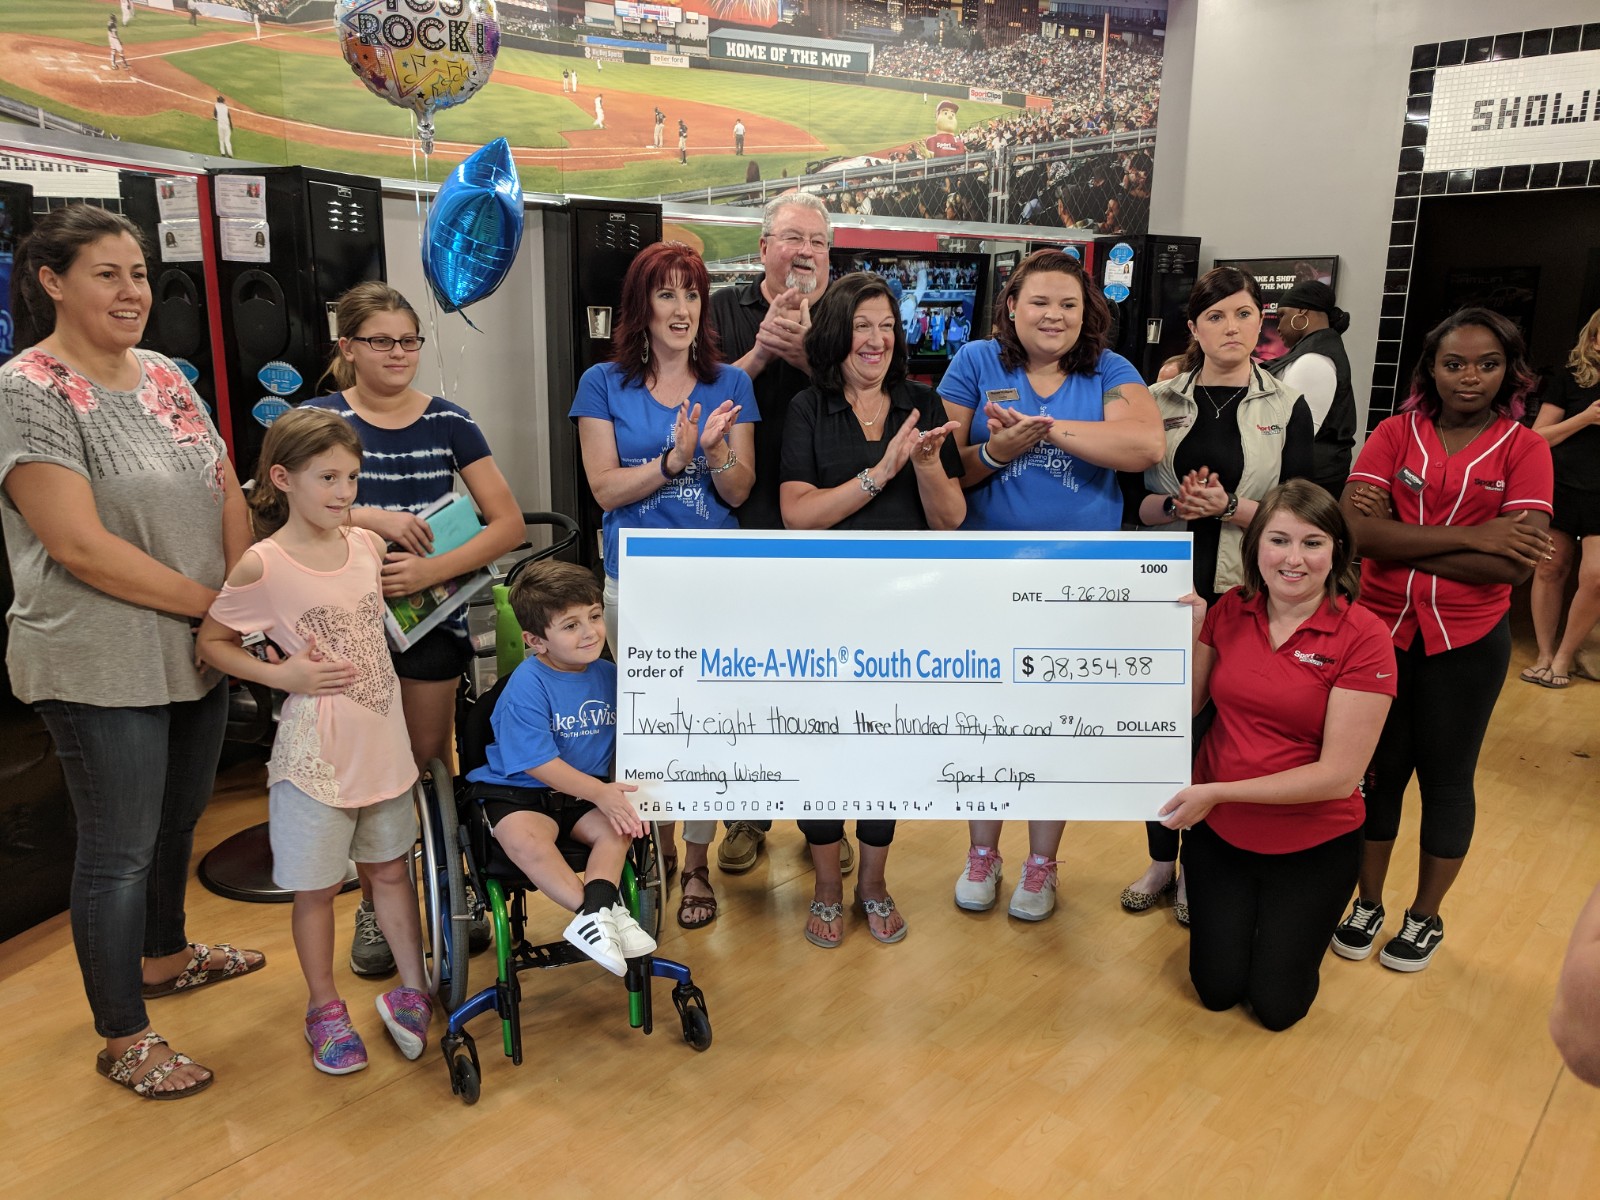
614, 531, 1195, 822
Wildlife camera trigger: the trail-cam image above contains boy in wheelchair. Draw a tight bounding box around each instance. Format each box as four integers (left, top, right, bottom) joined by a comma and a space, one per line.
462, 561, 656, 975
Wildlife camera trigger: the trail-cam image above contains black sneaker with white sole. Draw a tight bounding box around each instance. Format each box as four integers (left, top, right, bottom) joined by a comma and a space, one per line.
1378, 909, 1444, 972
1330, 898, 1385, 960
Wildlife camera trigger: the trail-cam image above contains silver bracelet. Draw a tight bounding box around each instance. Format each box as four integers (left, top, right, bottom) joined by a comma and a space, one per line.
857, 469, 882, 497
707, 447, 739, 475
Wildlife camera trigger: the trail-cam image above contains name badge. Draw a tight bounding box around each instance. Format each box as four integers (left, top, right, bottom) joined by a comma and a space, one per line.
1398, 466, 1426, 493
985, 388, 1021, 405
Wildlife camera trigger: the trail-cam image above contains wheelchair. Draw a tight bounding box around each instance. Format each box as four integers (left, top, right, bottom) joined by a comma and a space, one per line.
410, 512, 710, 1105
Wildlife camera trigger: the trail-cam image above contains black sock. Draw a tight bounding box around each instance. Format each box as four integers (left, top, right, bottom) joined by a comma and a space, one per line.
580, 879, 619, 915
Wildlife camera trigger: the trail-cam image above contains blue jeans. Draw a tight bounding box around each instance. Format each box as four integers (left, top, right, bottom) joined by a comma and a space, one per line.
36, 682, 228, 1038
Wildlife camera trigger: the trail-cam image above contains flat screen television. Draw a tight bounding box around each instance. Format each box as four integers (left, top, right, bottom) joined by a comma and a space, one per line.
0, 183, 34, 361
829, 249, 990, 372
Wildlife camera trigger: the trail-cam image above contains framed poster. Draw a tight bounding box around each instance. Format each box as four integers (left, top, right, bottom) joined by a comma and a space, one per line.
1212, 256, 1339, 363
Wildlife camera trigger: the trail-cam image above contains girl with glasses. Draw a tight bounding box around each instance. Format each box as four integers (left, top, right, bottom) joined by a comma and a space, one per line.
304, 282, 524, 976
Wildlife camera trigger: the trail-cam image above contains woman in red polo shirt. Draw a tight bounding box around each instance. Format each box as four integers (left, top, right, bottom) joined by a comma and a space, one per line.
1335, 307, 1553, 972
1159, 480, 1396, 1030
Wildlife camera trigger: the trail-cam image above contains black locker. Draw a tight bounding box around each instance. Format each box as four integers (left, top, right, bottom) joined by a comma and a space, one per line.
118, 173, 219, 420
211, 165, 385, 476
542, 197, 662, 570
1095, 234, 1201, 381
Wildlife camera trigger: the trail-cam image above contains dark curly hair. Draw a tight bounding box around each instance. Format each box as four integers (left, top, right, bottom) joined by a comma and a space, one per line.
990, 249, 1110, 376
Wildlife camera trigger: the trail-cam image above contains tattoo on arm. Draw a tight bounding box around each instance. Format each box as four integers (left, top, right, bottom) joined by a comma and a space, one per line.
1103, 385, 1128, 408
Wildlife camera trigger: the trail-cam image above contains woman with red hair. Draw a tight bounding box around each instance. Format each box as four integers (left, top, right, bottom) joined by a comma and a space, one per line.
570, 241, 758, 930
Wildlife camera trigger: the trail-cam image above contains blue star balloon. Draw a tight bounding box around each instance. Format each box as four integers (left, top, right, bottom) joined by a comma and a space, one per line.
423, 138, 523, 316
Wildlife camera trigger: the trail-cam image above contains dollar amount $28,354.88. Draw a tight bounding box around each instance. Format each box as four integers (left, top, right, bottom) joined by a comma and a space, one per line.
1019, 654, 1156, 682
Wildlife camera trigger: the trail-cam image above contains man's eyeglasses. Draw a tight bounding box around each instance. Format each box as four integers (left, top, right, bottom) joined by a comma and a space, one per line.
349, 335, 426, 352
771, 233, 830, 253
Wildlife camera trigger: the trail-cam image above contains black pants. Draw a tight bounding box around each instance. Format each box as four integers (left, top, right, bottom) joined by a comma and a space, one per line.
798, 820, 895, 847
1146, 702, 1216, 861
1363, 617, 1509, 859
1184, 820, 1361, 1032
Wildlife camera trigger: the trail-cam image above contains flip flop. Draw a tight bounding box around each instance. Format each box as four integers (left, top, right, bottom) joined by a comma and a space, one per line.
1520, 665, 1553, 685
804, 899, 844, 948
1537, 671, 1572, 689
142, 942, 266, 999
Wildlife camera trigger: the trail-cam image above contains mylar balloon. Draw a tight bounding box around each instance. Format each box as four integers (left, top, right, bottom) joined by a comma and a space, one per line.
423, 138, 524, 314
335, 0, 501, 153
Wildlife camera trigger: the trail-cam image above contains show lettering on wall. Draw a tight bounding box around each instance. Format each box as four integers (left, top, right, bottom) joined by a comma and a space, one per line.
1427, 48, 1600, 172
707, 33, 872, 73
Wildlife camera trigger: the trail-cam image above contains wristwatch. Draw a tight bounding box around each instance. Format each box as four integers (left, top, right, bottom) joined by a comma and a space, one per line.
1162, 495, 1178, 520
1218, 492, 1240, 522
857, 469, 882, 497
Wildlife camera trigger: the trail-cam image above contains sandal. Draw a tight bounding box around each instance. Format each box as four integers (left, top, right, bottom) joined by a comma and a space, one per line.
676, 866, 718, 930
854, 889, 908, 944
1520, 665, 1553, 685
804, 899, 844, 948
143, 942, 266, 999
1537, 671, 1572, 690
96, 1031, 213, 1101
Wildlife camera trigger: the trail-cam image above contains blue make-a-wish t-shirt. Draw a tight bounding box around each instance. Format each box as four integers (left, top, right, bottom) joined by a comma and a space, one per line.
569, 361, 758, 580
938, 341, 1142, 532
467, 656, 618, 788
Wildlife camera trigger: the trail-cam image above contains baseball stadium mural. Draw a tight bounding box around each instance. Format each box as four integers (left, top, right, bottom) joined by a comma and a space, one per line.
0, 0, 1165, 232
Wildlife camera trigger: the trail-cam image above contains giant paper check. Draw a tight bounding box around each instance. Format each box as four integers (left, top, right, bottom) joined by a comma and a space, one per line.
616, 531, 1193, 822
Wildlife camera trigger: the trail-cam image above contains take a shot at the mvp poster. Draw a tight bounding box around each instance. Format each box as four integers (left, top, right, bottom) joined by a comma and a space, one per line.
616, 532, 1194, 822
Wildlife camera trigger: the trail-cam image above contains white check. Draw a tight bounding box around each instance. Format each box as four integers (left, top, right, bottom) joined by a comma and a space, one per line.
616, 530, 1193, 822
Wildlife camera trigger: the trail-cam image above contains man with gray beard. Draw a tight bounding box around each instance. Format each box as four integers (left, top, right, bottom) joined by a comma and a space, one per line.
709, 192, 832, 531
704, 191, 841, 878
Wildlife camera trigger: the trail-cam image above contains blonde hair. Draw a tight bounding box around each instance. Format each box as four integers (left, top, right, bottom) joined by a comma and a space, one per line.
1568, 308, 1600, 390
320, 281, 420, 391
248, 407, 364, 538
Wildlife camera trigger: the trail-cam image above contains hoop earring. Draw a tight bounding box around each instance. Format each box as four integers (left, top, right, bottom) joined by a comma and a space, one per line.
1290, 312, 1310, 331
641, 334, 650, 365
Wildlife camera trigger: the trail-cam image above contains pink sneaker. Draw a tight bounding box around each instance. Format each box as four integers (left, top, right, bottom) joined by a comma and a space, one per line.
306, 999, 367, 1075
376, 986, 433, 1060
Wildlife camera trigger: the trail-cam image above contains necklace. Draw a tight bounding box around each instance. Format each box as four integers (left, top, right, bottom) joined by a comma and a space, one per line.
848, 390, 888, 427
1437, 410, 1494, 455
1202, 384, 1247, 419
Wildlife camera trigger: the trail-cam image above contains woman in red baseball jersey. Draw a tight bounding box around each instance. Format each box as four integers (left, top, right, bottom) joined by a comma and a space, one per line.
1334, 307, 1553, 972
1159, 480, 1396, 1030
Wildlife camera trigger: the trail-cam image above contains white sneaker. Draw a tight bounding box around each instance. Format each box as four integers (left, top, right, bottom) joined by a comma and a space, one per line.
563, 908, 626, 975
1008, 855, 1059, 921
609, 903, 658, 960
954, 846, 1003, 911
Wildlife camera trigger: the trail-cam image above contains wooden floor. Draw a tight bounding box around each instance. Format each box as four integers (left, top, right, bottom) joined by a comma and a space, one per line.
3, 636, 1599, 1199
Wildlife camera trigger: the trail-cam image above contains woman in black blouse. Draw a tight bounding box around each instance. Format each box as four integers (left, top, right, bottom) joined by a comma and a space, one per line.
780, 271, 964, 948
1525, 308, 1600, 689
1121, 266, 1313, 924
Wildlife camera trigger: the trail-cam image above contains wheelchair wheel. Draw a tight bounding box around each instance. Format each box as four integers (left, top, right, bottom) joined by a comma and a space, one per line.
682, 1005, 712, 1052
414, 761, 470, 1013
450, 1053, 481, 1106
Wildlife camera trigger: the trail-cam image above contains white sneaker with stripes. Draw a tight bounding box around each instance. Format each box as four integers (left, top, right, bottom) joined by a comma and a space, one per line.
563, 908, 626, 975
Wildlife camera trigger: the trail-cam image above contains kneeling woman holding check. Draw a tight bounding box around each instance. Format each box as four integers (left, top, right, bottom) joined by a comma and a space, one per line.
780, 271, 964, 947
1159, 480, 1395, 1031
